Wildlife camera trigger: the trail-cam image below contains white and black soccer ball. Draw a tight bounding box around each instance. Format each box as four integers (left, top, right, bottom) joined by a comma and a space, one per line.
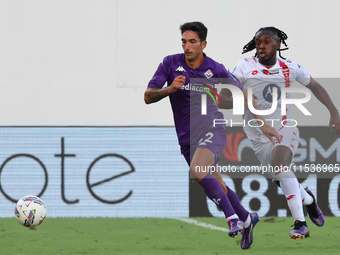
14, 195, 47, 228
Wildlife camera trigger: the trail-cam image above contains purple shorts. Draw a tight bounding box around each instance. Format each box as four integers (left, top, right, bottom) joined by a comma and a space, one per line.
181, 126, 227, 166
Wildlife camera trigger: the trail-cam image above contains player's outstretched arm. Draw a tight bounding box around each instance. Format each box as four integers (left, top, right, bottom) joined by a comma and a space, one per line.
144, 75, 186, 104
306, 77, 340, 135
243, 88, 281, 144
218, 88, 233, 109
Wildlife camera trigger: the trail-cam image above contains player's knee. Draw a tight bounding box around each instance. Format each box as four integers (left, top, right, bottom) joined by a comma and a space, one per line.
270, 158, 289, 168
189, 163, 205, 179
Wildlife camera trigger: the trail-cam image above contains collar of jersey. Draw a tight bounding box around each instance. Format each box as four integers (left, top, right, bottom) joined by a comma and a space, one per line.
256, 58, 280, 70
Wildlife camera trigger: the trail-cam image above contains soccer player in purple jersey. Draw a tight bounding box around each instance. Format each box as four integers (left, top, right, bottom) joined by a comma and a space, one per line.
144, 21, 259, 249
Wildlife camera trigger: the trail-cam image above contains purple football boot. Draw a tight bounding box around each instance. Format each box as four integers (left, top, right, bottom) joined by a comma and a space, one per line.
241, 213, 260, 249
289, 220, 309, 239
305, 189, 325, 227
227, 218, 243, 238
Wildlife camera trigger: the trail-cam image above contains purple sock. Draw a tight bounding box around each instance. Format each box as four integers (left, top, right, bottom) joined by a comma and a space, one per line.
226, 186, 249, 222
198, 173, 236, 218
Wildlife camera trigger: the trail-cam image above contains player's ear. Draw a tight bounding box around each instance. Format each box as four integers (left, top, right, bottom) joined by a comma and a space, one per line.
202, 40, 207, 49
276, 41, 281, 50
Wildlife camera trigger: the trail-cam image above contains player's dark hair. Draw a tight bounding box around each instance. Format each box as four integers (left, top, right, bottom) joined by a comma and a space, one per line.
242, 27, 289, 59
180, 21, 207, 42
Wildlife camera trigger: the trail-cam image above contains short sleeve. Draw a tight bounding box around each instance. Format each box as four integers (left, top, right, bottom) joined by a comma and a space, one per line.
291, 59, 311, 86
147, 57, 169, 88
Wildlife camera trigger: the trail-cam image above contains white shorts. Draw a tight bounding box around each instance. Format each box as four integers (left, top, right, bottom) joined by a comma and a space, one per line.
250, 126, 299, 179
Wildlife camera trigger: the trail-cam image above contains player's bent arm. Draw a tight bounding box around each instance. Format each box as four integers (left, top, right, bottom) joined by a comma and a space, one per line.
243, 88, 281, 144
306, 76, 340, 135
218, 88, 233, 109
144, 75, 186, 104
144, 87, 173, 104
306, 77, 339, 115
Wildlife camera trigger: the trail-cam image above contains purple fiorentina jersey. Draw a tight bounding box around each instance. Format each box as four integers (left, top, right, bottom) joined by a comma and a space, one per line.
148, 53, 242, 145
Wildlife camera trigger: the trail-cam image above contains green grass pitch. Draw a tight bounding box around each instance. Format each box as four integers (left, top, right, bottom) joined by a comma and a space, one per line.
1, 217, 339, 254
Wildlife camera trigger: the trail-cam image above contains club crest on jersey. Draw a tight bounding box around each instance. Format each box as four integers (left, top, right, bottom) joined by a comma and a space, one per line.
175, 66, 186, 72
204, 69, 214, 79
263, 84, 281, 103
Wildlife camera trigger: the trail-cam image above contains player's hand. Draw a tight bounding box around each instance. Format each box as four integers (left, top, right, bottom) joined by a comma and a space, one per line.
329, 112, 340, 136
168, 75, 186, 94
260, 124, 281, 144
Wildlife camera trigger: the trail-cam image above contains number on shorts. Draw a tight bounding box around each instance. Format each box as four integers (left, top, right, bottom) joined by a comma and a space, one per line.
198, 132, 214, 146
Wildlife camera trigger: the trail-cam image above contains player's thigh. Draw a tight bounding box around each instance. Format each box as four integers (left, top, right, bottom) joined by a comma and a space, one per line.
271, 145, 293, 167
271, 126, 299, 181
251, 140, 273, 166
272, 126, 299, 164
190, 127, 226, 179
190, 147, 216, 179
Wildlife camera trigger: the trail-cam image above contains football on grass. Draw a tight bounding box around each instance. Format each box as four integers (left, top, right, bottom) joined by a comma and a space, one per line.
15, 195, 47, 228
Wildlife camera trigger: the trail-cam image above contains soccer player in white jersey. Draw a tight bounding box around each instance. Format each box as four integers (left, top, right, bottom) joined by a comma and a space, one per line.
232, 27, 340, 239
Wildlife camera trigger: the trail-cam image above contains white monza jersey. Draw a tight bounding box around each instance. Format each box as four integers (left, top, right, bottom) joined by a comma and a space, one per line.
233, 57, 311, 143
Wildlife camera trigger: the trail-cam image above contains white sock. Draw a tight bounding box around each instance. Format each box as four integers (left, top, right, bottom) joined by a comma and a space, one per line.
227, 214, 238, 220
243, 214, 251, 228
299, 184, 314, 205
280, 178, 305, 222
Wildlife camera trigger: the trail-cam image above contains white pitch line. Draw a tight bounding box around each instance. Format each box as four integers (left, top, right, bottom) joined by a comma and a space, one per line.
177, 218, 229, 232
